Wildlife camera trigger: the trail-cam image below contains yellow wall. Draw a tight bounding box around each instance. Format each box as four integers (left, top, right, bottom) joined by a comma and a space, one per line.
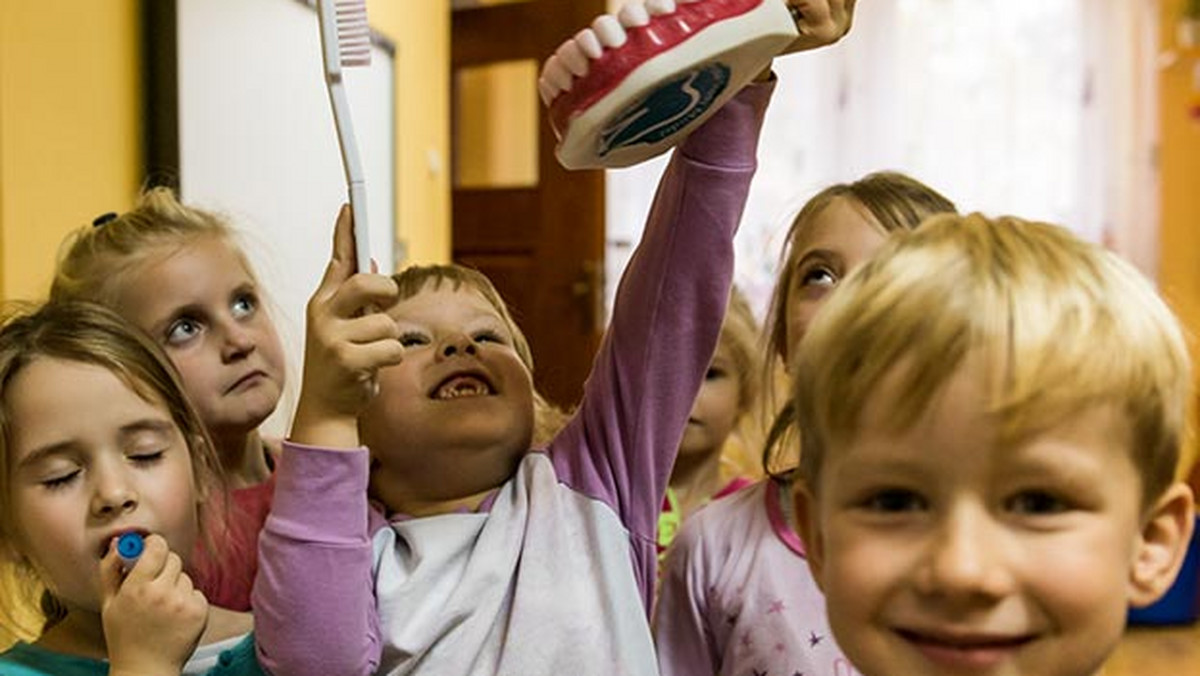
0, 1, 451, 303
368, 0, 452, 264
1158, 1, 1200, 477
0, 0, 143, 302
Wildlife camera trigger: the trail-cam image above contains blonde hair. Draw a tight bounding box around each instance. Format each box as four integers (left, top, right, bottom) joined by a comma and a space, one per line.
719, 286, 763, 417
793, 214, 1192, 507
0, 301, 227, 634
761, 172, 956, 477
51, 187, 253, 307
392, 264, 569, 445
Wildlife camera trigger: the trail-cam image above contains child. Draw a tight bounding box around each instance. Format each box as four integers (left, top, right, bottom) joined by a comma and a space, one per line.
0, 301, 262, 675
791, 214, 1197, 676
51, 188, 287, 611
654, 171, 956, 676
659, 286, 763, 553
253, 5, 855, 669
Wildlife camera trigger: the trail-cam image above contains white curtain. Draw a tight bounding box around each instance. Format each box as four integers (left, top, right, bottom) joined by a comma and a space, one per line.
605, 0, 1162, 317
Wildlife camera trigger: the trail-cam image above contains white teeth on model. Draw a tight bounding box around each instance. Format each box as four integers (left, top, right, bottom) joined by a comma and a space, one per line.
645, 0, 676, 15
555, 41, 589, 77
543, 0, 690, 105
574, 28, 604, 59
537, 75, 558, 106
617, 2, 651, 28
591, 14, 627, 49
543, 55, 575, 93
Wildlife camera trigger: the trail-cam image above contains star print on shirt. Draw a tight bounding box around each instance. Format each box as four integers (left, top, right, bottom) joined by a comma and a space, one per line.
767, 599, 786, 614
808, 631, 824, 648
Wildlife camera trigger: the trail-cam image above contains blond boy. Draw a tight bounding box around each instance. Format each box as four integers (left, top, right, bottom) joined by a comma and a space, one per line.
792, 213, 1196, 676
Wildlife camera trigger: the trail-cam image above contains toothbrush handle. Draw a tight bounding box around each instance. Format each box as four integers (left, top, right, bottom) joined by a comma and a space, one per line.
326, 77, 371, 274
348, 179, 371, 274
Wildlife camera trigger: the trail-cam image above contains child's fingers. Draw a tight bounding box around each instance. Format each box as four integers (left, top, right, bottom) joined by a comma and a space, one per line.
343, 312, 403, 347
119, 534, 169, 585
332, 203, 356, 268
98, 540, 127, 602
327, 274, 399, 321
335, 338, 407, 374
157, 547, 185, 585
787, 0, 854, 50
311, 205, 357, 305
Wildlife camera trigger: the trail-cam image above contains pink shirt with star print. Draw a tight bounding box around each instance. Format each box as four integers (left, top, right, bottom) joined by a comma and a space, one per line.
654, 479, 861, 676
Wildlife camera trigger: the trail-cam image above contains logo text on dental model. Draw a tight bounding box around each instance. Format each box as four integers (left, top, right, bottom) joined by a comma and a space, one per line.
597, 62, 731, 156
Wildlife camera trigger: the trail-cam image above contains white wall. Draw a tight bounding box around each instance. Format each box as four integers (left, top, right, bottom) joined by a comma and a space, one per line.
177, 0, 394, 434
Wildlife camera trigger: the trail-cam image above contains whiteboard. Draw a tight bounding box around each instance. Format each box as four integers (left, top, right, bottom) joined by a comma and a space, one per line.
176, 0, 395, 434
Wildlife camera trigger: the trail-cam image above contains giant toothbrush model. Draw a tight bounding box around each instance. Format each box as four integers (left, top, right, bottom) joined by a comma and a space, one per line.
317, 0, 373, 272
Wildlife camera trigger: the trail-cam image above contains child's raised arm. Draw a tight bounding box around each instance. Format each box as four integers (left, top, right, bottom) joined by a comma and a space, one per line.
253, 205, 400, 676
543, 0, 854, 612
290, 205, 403, 448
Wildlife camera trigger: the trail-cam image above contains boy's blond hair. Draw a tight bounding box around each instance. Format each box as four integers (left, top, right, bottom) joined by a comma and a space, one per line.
794, 213, 1191, 508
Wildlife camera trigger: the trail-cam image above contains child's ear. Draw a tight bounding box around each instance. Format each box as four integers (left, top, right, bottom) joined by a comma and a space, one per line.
1128, 482, 1195, 608
792, 480, 827, 591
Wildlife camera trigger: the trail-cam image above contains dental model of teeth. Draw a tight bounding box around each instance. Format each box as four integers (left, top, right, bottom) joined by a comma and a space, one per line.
539, 0, 800, 169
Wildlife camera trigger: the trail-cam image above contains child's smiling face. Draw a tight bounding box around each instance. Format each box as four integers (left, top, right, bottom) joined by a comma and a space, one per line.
796, 361, 1175, 676
4, 357, 200, 613
360, 283, 535, 512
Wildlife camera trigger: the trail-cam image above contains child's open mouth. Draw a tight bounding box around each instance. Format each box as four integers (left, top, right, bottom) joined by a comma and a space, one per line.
431, 374, 494, 400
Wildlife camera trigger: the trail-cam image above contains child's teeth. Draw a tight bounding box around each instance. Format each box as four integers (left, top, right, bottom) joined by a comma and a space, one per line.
555, 41, 589, 77
645, 0, 676, 16
591, 14, 627, 48
574, 28, 603, 60
618, 2, 651, 28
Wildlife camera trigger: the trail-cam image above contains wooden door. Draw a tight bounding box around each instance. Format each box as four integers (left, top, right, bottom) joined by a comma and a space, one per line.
452, 0, 608, 408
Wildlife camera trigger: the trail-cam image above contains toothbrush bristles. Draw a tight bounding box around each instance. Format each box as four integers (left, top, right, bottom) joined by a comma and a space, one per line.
336, 0, 371, 67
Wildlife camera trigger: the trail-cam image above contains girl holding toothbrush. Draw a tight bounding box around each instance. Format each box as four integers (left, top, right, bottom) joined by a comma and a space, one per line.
0, 301, 262, 676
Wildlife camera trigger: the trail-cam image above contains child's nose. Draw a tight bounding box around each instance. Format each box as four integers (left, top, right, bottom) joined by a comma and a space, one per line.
915, 506, 1013, 603
90, 469, 139, 517
437, 335, 478, 359
220, 320, 257, 360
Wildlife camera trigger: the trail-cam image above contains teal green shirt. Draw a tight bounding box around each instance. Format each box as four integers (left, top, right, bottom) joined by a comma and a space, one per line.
0, 634, 263, 676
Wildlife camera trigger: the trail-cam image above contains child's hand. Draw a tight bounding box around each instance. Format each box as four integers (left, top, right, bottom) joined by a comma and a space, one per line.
292, 204, 403, 448
782, 0, 856, 53
100, 534, 207, 676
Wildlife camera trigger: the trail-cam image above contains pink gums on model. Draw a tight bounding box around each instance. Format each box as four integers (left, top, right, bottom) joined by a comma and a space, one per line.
548, 0, 764, 138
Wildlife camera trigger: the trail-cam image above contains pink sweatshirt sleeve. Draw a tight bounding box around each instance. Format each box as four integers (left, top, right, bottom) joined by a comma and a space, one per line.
253, 443, 381, 676
549, 80, 774, 609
